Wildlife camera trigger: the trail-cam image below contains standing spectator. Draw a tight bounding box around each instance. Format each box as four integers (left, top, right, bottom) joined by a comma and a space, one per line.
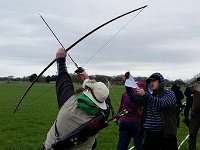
125, 72, 178, 150
183, 86, 193, 127
184, 77, 200, 150
171, 84, 184, 127
117, 81, 145, 150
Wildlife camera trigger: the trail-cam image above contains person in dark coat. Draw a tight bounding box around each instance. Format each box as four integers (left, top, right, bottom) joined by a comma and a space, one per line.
183, 77, 200, 150
183, 86, 193, 127
171, 84, 184, 128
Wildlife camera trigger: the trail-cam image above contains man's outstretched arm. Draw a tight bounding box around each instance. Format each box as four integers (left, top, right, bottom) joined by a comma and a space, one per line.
56, 48, 75, 109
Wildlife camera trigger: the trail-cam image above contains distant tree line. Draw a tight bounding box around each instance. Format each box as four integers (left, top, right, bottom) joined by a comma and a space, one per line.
0, 73, 188, 87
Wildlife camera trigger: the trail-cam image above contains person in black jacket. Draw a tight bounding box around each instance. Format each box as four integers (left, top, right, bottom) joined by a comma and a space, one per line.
171, 84, 184, 128
183, 86, 193, 127
183, 77, 200, 150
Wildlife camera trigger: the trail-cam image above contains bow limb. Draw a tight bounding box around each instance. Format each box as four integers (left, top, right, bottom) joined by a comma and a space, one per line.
13, 59, 56, 113
64, 5, 147, 52
13, 5, 147, 113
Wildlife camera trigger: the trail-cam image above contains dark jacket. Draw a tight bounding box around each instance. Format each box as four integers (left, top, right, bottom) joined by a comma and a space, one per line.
187, 83, 200, 113
56, 57, 75, 109
184, 87, 193, 118
126, 73, 177, 137
171, 84, 184, 110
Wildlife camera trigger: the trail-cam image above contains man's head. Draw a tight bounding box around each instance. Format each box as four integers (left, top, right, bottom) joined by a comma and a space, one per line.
193, 77, 200, 91
171, 83, 181, 91
188, 77, 200, 91
147, 73, 164, 92
83, 79, 109, 110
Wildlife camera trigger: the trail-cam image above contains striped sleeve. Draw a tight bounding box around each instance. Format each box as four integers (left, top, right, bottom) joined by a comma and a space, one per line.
145, 91, 176, 108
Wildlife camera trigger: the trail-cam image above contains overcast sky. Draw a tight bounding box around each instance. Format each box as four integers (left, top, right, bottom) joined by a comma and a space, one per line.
0, 0, 199, 80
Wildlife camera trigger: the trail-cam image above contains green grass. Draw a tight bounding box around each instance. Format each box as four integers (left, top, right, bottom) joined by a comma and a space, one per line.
0, 83, 199, 150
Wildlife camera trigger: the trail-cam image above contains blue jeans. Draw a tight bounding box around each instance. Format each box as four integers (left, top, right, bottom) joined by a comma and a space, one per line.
117, 120, 142, 150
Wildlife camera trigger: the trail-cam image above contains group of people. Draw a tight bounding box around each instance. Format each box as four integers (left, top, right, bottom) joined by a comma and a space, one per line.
116, 74, 200, 150
42, 48, 200, 150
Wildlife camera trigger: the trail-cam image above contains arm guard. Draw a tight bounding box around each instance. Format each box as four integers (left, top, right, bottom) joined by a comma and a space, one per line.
56, 58, 75, 109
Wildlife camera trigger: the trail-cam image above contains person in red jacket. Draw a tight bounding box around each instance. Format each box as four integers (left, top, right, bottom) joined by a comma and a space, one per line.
117, 80, 145, 150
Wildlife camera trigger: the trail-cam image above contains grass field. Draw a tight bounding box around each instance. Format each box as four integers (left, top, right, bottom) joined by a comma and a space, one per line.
0, 83, 199, 150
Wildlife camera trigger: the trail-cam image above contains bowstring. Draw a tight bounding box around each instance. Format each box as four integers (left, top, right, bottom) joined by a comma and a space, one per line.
82, 7, 146, 67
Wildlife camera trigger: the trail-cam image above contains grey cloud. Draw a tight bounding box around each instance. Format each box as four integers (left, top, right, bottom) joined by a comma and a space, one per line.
1, 0, 200, 80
